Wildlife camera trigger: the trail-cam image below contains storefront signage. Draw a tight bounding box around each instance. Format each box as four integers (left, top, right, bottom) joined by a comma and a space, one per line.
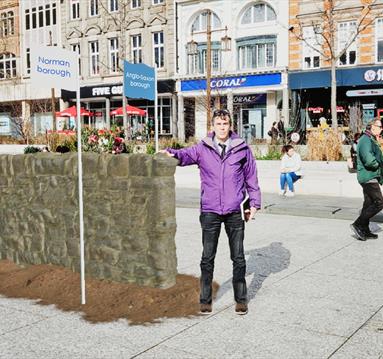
362, 103, 376, 110
346, 89, 383, 97
181, 73, 281, 92
233, 94, 266, 104
290, 65, 383, 90
364, 69, 383, 82
308, 107, 323, 113
91, 85, 123, 96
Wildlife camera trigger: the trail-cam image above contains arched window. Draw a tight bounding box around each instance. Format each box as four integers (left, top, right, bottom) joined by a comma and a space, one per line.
0, 53, 17, 80
191, 11, 221, 32
241, 3, 276, 24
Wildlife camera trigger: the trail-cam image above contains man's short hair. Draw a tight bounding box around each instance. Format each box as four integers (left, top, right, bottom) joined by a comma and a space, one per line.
212, 109, 232, 125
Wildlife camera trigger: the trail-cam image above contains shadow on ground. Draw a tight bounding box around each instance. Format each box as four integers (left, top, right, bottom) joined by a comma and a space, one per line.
215, 242, 291, 302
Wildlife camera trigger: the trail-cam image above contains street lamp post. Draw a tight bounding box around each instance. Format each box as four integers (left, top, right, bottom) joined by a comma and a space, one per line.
187, 10, 231, 133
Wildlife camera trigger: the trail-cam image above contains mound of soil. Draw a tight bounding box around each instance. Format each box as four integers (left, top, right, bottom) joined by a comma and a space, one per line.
0, 260, 218, 325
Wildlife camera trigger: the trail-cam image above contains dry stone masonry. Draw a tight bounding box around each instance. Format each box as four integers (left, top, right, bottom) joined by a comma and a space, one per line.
0, 153, 178, 288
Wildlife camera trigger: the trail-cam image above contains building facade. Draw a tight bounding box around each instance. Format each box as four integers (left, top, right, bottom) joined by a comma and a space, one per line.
289, 0, 383, 132
175, 0, 289, 142
0, 0, 20, 135
60, 0, 176, 136
0, 0, 61, 136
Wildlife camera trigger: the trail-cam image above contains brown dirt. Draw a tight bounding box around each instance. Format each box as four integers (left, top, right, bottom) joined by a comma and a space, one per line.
0, 260, 219, 325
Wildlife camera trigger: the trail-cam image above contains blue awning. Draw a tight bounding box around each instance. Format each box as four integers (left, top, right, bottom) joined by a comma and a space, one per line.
289, 65, 383, 90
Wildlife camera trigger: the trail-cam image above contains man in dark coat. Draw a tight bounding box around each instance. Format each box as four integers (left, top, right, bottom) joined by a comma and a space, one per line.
351, 118, 383, 241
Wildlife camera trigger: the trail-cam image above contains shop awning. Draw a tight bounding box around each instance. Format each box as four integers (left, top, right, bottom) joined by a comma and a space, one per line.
56, 106, 94, 117
110, 105, 147, 116
289, 65, 383, 90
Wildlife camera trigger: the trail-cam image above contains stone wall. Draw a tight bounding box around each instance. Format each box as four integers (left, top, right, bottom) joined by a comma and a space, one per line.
0, 153, 178, 288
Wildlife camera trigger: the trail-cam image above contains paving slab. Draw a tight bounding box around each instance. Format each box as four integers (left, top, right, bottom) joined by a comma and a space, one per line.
1, 210, 383, 358
330, 308, 383, 359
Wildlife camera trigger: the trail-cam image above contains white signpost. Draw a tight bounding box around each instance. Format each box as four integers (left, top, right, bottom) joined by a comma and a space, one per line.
30, 45, 86, 305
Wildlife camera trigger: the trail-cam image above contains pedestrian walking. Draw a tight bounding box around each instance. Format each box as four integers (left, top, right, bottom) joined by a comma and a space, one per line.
351, 118, 383, 241
279, 145, 302, 197
268, 122, 280, 144
162, 109, 261, 315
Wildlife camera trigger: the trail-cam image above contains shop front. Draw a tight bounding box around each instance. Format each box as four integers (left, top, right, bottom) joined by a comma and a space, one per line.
177, 72, 286, 142
61, 80, 176, 137
289, 65, 383, 131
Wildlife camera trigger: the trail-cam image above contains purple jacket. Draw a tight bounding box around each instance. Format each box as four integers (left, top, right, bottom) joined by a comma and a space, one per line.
168, 132, 261, 215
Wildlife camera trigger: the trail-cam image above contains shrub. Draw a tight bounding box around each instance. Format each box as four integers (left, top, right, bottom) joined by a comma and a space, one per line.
256, 145, 282, 160
307, 128, 343, 161
24, 146, 41, 154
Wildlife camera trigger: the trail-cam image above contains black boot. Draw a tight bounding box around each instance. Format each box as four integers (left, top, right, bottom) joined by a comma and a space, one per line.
350, 223, 367, 241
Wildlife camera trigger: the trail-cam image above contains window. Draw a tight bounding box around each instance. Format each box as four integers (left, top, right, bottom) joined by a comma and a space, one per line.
71, 0, 80, 20
45, 5, 51, 26
89, 0, 99, 17
32, 7, 37, 28
187, 42, 221, 74
52, 3, 57, 25
237, 36, 276, 70
109, 38, 119, 73
131, 34, 142, 63
25, 5, 56, 31
0, 53, 17, 80
25, 9, 30, 30
71, 44, 81, 75
241, 3, 276, 24
0, 13, 8, 37
26, 48, 30, 74
153, 32, 164, 68
4, 11, 15, 35
89, 41, 99, 75
338, 21, 357, 66
109, 0, 118, 12
191, 11, 221, 32
152, 0, 164, 4
159, 98, 171, 134
131, 0, 141, 9
302, 26, 320, 69
377, 18, 383, 63
38, 6, 44, 27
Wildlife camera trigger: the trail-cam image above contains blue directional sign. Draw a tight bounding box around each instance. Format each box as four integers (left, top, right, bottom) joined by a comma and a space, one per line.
124, 61, 155, 100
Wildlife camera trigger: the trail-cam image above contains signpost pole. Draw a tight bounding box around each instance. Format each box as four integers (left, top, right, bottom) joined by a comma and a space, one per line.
155, 67, 159, 153
76, 77, 86, 305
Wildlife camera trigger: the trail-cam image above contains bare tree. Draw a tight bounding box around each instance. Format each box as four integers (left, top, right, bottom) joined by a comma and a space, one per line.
290, 0, 380, 129
98, 0, 150, 138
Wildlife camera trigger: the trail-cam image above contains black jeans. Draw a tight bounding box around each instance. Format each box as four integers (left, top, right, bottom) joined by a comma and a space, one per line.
199, 212, 247, 305
355, 182, 383, 229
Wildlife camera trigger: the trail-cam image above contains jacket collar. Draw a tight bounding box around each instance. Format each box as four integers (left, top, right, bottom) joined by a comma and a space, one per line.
202, 131, 245, 151
364, 130, 377, 141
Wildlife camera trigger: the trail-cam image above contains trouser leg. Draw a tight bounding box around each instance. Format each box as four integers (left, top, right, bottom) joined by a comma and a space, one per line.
355, 182, 383, 228
280, 174, 287, 190
285, 173, 294, 191
199, 212, 221, 304
224, 212, 247, 304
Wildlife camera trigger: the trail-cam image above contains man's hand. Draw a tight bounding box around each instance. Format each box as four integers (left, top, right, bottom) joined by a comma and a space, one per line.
244, 207, 258, 222
159, 150, 175, 157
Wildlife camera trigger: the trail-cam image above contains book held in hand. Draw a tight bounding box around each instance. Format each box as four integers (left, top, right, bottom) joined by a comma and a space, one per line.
240, 194, 250, 221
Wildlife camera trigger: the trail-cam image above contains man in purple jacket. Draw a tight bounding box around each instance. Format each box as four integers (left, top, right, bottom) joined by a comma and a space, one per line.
163, 109, 261, 315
